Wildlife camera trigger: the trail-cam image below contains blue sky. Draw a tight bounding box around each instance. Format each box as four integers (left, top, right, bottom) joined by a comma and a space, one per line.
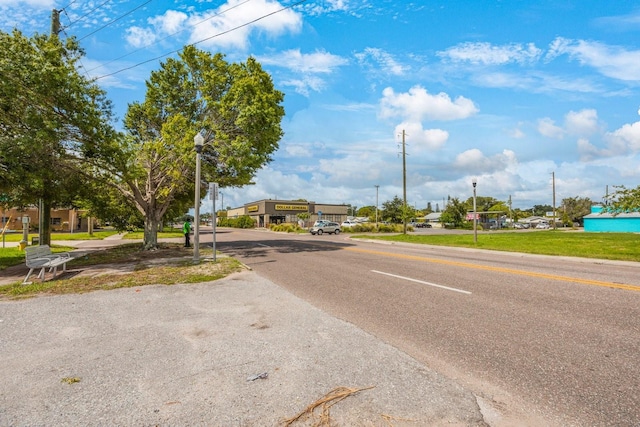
3, 0, 640, 212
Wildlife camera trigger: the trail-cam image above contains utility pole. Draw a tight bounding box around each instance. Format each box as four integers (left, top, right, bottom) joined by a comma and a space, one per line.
51, 9, 60, 36
402, 130, 407, 234
552, 171, 556, 230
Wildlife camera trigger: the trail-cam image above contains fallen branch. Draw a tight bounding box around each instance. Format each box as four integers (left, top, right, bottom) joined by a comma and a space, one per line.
283, 385, 375, 426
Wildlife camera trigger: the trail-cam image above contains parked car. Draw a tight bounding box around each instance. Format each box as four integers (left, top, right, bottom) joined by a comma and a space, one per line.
341, 220, 359, 228
310, 221, 341, 235
409, 221, 432, 228
536, 222, 550, 229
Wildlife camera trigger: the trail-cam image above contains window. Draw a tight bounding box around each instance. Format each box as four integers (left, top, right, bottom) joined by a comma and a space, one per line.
51, 218, 61, 225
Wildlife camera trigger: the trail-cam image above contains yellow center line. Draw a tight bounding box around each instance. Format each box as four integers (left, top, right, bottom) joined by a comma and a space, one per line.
344, 247, 640, 292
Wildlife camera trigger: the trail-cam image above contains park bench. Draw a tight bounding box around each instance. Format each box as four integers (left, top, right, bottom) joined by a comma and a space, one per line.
23, 245, 71, 284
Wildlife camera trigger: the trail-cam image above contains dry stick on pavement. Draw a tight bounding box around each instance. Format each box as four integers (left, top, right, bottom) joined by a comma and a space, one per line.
283, 385, 375, 426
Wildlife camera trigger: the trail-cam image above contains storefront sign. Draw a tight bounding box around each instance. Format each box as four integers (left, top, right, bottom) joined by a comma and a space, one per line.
247, 205, 259, 212
275, 204, 308, 211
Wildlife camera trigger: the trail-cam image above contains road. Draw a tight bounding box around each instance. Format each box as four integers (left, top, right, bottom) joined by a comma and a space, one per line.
212, 228, 640, 426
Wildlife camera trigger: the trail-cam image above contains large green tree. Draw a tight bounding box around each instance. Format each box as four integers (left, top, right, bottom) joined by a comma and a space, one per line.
92, 45, 285, 249
0, 30, 117, 245
440, 197, 468, 228
381, 196, 404, 223
561, 196, 593, 226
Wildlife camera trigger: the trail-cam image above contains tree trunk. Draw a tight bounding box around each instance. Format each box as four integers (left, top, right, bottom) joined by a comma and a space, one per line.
143, 216, 160, 250
40, 199, 52, 246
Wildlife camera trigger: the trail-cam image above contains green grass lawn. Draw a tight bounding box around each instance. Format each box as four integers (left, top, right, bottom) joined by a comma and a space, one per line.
0, 243, 244, 300
0, 229, 181, 270
354, 230, 640, 262
1, 230, 119, 242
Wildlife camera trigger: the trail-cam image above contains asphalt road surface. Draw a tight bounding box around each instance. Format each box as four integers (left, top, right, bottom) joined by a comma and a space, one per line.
213, 228, 640, 427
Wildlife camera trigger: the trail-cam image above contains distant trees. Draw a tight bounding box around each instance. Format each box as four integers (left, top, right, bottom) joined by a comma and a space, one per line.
357, 205, 375, 219
561, 197, 593, 226
381, 196, 404, 223
440, 197, 467, 228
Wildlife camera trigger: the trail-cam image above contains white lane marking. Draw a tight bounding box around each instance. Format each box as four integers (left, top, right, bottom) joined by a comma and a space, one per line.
371, 270, 472, 295
257, 243, 271, 248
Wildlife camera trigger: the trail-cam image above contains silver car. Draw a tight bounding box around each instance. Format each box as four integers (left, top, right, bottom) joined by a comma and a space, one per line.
310, 221, 341, 235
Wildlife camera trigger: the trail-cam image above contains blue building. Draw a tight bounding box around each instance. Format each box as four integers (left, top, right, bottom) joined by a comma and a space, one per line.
583, 205, 640, 232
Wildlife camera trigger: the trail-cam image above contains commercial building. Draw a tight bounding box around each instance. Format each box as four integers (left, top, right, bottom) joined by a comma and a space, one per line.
226, 199, 349, 228
0, 207, 96, 233
583, 205, 640, 232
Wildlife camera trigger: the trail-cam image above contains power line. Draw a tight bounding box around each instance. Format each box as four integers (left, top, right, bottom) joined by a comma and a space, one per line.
78, 0, 153, 42
85, 0, 252, 75
62, 0, 113, 30
94, 0, 308, 81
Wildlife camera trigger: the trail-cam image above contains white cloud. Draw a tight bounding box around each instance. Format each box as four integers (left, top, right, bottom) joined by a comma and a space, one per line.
259, 49, 348, 73
607, 121, 640, 151
187, 0, 302, 50
537, 117, 565, 139
0, 0, 51, 6
355, 47, 407, 76
577, 120, 640, 161
379, 86, 478, 122
510, 127, 525, 139
125, 27, 157, 48
453, 149, 517, 174
564, 109, 599, 136
280, 76, 326, 96
438, 42, 542, 65
395, 122, 449, 150
148, 10, 188, 34
546, 37, 640, 82
302, 0, 350, 16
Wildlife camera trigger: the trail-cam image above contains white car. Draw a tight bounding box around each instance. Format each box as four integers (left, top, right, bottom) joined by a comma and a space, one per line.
341, 220, 359, 228
536, 222, 550, 229
310, 222, 341, 235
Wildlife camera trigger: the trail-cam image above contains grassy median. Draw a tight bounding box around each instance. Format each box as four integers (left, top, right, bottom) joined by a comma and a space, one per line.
355, 230, 640, 262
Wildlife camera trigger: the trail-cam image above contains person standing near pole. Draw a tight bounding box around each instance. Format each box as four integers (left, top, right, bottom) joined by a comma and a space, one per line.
183, 219, 191, 247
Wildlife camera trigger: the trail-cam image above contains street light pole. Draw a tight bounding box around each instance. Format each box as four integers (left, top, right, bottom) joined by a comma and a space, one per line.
472, 178, 477, 244
193, 133, 204, 262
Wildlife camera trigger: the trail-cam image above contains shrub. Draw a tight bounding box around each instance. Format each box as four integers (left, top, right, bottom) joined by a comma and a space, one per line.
270, 223, 305, 233
218, 215, 255, 229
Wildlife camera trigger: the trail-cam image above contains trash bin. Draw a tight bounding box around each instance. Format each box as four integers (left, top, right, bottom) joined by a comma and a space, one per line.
31, 236, 39, 245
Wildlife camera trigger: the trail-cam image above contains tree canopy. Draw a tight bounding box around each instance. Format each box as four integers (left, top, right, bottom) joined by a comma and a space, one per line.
561, 196, 593, 225
0, 30, 117, 244
603, 185, 640, 213
440, 197, 467, 228
89, 45, 285, 248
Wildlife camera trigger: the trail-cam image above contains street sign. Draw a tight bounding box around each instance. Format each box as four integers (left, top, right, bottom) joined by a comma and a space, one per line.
209, 182, 218, 200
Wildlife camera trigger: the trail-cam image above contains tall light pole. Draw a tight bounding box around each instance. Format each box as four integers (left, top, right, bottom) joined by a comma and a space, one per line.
402, 130, 407, 234
472, 178, 477, 244
193, 132, 204, 262
375, 185, 379, 226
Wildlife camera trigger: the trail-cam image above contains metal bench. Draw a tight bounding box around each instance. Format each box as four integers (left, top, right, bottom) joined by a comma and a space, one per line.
23, 245, 71, 284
